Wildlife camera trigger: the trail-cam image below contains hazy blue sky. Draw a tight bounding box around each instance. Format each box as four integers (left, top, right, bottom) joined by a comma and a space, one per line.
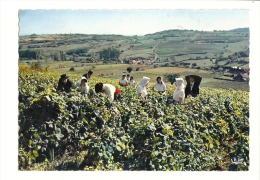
19, 10, 249, 36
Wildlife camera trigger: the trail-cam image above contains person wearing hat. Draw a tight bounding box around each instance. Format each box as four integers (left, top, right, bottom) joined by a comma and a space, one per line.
137, 76, 150, 99
185, 75, 200, 98
172, 78, 185, 105
119, 73, 128, 87
153, 76, 166, 94
77, 77, 89, 95
95, 83, 121, 101
57, 74, 74, 93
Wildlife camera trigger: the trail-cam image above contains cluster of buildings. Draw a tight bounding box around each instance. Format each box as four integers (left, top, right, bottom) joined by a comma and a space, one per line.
118, 58, 151, 65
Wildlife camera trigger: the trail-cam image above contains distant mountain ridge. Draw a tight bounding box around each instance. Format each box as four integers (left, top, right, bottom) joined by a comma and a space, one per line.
145, 27, 249, 36
227, 27, 249, 32
19, 27, 249, 37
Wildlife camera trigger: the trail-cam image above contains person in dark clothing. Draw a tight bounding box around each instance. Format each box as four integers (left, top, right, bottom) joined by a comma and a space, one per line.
57, 74, 74, 93
185, 75, 201, 98
82, 70, 93, 81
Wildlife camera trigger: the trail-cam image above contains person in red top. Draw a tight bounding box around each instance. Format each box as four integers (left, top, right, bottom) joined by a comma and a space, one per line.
95, 83, 121, 101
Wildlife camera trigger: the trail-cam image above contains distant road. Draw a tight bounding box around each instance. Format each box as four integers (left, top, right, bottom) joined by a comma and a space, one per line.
151, 42, 162, 63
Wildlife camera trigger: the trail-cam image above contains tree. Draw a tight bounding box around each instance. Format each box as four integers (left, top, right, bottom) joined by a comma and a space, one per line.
59, 50, 66, 61
53, 51, 60, 61
99, 48, 121, 61
91, 65, 96, 70
35, 49, 44, 60
69, 67, 75, 71
126, 67, 133, 73
66, 47, 89, 56
99, 51, 103, 59
171, 56, 176, 62
165, 73, 180, 85
19, 49, 44, 60
164, 63, 170, 67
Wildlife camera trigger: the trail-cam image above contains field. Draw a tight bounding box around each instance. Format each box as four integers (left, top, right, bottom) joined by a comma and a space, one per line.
19, 28, 249, 64
20, 60, 249, 91
18, 66, 249, 171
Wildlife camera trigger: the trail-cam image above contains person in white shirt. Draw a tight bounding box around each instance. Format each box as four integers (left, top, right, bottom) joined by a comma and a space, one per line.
137, 76, 150, 99
95, 83, 121, 101
172, 78, 185, 105
77, 77, 89, 95
128, 76, 135, 87
76, 70, 93, 87
126, 74, 130, 82
119, 73, 128, 87
153, 76, 166, 94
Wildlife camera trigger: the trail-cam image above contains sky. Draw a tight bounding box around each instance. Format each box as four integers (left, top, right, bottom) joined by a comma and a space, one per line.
19, 9, 249, 36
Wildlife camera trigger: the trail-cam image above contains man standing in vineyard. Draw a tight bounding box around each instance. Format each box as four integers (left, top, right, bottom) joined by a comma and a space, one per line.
76, 70, 93, 87
185, 75, 201, 98
95, 83, 121, 101
57, 74, 74, 93
82, 70, 93, 82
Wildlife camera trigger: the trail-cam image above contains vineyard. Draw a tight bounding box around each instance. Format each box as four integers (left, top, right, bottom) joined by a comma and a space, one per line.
18, 66, 249, 171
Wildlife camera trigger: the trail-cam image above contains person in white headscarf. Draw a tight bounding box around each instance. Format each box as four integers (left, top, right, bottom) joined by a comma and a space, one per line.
172, 78, 185, 105
153, 76, 166, 94
137, 76, 150, 99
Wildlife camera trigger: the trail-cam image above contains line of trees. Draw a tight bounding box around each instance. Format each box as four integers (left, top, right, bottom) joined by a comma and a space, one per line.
50, 50, 67, 61
66, 47, 89, 55
99, 48, 121, 61
19, 49, 45, 60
